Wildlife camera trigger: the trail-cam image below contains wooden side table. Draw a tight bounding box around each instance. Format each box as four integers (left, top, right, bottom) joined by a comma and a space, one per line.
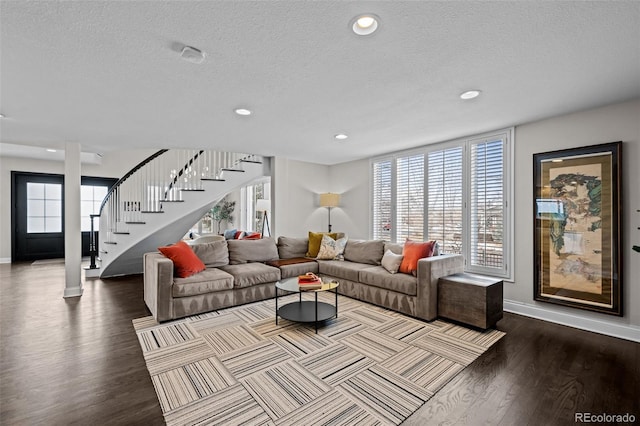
438, 273, 503, 329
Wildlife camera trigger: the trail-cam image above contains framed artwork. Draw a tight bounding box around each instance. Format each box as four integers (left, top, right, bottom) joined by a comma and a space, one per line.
533, 142, 622, 316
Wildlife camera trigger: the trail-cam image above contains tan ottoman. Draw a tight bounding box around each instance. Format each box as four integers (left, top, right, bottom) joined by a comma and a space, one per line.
438, 273, 503, 329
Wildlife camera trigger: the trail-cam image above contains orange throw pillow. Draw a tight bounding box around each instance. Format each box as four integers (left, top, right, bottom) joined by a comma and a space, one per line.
399, 240, 436, 275
158, 241, 206, 278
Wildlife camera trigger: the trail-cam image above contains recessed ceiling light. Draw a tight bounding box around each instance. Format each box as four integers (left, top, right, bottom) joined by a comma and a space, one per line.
351, 14, 380, 36
334, 133, 348, 140
460, 90, 481, 100
234, 108, 252, 116
46, 149, 57, 153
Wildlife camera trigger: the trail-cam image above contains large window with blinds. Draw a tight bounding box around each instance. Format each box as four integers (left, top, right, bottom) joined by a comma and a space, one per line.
371, 129, 512, 278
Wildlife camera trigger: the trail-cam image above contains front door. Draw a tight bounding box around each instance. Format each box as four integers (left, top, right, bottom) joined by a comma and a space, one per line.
11, 172, 118, 262
12, 172, 65, 261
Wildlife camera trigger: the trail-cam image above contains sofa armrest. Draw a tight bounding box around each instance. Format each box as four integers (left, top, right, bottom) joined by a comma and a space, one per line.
144, 252, 174, 322
415, 254, 464, 321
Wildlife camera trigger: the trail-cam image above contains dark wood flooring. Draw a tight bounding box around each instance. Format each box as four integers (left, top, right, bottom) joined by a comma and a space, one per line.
1, 261, 638, 425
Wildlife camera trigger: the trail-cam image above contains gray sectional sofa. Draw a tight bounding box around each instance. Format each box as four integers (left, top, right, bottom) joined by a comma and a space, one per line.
144, 236, 464, 323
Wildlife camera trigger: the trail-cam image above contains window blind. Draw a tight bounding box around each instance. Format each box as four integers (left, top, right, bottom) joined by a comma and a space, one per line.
372, 159, 392, 241
396, 154, 425, 242
427, 147, 463, 254
470, 139, 504, 269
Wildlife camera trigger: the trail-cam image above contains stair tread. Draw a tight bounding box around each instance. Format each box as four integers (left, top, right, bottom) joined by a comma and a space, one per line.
104, 241, 117, 245
201, 178, 226, 182
240, 159, 263, 164
113, 232, 130, 235
125, 221, 146, 224
141, 210, 164, 213
180, 189, 205, 192
160, 200, 184, 202
221, 168, 245, 172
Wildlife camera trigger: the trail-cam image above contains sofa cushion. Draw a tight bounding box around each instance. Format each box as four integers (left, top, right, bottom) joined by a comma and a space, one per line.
317, 260, 372, 282
343, 239, 385, 265
306, 232, 337, 257
277, 236, 310, 259
219, 263, 281, 288
359, 266, 417, 296
172, 268, 234, 297
158, 241, 206, 278
384, 242, 403, 255
279, 262, 320, 279
191, 240, 229, 267
227, 237, 279, 265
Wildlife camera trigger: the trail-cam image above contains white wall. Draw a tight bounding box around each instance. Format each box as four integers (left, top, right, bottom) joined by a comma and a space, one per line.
0, 149, 156, 261
509, 99, 640, 339
271, 157, 330, 238
329, 158, 370, 239
329, 99, 640, 340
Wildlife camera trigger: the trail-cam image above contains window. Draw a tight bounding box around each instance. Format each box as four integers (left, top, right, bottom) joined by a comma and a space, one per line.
26, 183, 62, 233
426, 147, 463, 255
241, 178, 271, 234
81, 185, 109, 232
396, 154, 424, 242
372, 160, 392, 240
371, 129, 512, 278
469, 137, 505, 271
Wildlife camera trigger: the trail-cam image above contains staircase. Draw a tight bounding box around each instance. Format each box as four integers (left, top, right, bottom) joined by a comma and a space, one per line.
95, 150, 269, 278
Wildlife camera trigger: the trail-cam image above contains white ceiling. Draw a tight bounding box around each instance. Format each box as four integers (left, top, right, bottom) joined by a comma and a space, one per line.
1, 1, 639, 165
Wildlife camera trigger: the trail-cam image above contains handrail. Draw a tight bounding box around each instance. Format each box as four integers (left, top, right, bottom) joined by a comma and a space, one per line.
98, 149, 168, 214
163, 150, 204, 200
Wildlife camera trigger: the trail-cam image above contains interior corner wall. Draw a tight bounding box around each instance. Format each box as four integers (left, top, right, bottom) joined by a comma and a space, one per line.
0, 149, 156, 262
328, 158, 370, 239
271, 157, 330, 238
509, 99, 640, 340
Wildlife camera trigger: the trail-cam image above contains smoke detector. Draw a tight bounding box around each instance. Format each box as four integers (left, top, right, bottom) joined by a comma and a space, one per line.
180, 46, 206, 64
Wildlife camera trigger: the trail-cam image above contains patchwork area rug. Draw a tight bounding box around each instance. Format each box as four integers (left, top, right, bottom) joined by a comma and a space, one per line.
133, 292, 504, 425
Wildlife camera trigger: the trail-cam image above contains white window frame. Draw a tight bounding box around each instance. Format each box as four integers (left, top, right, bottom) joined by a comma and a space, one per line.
370, 128, 513, 280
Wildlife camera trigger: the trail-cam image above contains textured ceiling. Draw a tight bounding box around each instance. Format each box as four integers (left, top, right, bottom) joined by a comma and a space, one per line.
1, 1, 639, 165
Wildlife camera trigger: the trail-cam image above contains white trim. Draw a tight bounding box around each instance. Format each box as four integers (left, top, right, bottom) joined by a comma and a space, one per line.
63, 286, 84, 298
504, 299, 640, 343
0, 257, 11, 264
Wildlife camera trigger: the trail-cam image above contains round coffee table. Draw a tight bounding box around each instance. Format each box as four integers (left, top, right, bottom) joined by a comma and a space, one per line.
275, 276, 339, 333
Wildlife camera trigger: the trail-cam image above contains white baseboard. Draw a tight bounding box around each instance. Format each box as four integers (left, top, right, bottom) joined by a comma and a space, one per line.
0, 257, 11, 264
504, 299, 640, 343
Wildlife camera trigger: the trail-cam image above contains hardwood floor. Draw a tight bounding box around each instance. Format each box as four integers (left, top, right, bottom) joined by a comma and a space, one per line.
1, 261, 638, 425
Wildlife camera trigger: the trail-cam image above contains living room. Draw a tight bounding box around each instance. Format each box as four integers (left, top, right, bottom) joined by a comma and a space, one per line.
1, 2, 639, 425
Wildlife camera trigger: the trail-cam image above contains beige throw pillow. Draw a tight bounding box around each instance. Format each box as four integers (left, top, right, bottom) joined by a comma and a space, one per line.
316, 235, 348, 260
381, 249, 403, 274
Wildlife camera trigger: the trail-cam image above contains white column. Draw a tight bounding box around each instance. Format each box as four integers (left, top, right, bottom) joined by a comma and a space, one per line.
63, 142, 83, 298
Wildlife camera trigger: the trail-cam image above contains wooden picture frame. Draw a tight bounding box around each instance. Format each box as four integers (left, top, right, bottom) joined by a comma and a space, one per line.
533, 142, 622, 316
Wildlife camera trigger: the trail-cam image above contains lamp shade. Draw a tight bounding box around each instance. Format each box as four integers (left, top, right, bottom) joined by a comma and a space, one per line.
256, 199, 271, 212
319, 193, 340, 208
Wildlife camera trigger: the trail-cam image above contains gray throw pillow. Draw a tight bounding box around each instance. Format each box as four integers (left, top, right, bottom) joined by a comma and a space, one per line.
277, 236, 309, 259
191, 240, 229, 267
227, 237, 279, 264
343, 239, 385, 265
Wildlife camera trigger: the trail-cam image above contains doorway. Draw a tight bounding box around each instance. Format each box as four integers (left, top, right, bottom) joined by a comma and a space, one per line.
11, 172, 117, 262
